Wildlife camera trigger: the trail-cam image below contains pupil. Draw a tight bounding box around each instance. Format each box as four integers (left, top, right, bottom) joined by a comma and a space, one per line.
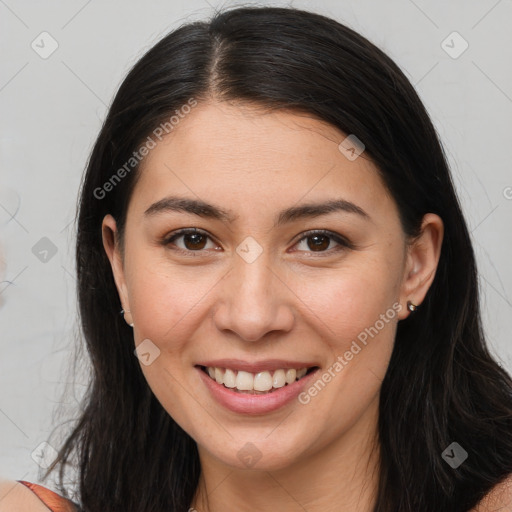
308, 234, 328, 251
185, 233, 205, 250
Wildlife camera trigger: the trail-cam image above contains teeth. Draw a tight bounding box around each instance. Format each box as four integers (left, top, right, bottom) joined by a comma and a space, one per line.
254, 371, 273, 391
296, 368, 307, 379
204, 366, 312, 393
223, 368, 236, 388
235, 370, 254, 391
285, 369, 296, 384
272, 369, 286, 388
214, 367, 224, 385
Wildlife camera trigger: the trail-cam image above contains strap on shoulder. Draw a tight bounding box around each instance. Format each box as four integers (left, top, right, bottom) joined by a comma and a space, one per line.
16, 481, 78, 512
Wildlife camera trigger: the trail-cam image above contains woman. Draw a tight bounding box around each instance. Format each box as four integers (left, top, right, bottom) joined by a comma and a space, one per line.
2, 5, 511, 512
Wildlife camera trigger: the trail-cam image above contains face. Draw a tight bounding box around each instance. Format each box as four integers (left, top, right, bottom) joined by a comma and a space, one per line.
102, 100, 443, 472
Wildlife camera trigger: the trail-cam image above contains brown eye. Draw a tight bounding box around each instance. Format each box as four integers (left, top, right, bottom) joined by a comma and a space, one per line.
163, 228, 352, 257
164, 228, 217, 253
293, 230, 352, 255
181, 232, 207, 250
305, 233, 330, 251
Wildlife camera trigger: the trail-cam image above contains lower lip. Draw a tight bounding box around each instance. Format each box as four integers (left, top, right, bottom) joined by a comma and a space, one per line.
196, 366, 319, 415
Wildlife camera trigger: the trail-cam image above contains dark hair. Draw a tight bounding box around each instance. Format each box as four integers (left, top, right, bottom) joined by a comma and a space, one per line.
42, 5, 512, 511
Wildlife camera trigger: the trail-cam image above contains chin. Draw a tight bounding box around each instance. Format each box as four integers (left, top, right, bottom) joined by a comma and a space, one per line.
200, 433, 311, 472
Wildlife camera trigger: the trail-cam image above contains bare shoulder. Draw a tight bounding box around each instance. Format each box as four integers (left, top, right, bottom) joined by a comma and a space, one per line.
471, 473, 512, 512
0, 479, 50, 512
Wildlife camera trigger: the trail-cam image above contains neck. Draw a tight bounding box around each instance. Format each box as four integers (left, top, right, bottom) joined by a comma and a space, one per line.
190, 395, 381, 512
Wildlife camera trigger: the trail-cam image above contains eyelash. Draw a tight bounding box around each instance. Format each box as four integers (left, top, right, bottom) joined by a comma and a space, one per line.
162, 228, 353, 257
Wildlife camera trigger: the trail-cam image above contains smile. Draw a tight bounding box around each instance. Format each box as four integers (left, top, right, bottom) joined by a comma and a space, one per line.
200, 365, 316, 394
195, 359, 321, 414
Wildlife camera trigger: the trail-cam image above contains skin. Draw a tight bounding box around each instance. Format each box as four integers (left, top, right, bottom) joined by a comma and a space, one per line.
101, 99, 444, 511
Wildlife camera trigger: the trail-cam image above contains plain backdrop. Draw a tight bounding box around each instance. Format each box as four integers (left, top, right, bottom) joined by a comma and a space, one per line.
1, 0, 511, 490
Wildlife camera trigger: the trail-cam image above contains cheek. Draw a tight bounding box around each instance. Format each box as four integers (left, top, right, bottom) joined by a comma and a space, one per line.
298, 256, 401, 341
126, 259, 210, 429
294, 256, 401, 411
296, 266, 399, 428
126, 256, 218, 351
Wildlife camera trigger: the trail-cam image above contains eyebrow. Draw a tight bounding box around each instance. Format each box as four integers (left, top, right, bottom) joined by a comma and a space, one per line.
143, 196, 371, 226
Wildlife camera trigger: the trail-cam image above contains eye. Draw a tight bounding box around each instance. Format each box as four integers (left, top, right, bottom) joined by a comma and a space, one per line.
163, 228, 219, 255
291, 229, 352, 255
162, 228, 353, 256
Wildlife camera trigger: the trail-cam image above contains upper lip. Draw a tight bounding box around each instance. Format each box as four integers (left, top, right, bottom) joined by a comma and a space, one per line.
196, 358, 319, 373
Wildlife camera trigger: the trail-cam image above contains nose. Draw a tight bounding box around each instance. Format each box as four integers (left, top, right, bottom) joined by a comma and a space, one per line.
212, 248, 295, 343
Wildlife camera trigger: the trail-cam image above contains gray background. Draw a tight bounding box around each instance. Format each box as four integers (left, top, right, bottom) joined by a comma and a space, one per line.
1, 0, 511, 490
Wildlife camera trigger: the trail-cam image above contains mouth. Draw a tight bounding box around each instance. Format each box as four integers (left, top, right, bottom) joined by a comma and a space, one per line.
197, 365, 319, 395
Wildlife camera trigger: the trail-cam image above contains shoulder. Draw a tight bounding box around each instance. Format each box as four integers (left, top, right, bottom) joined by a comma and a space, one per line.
471, 473, 512, 512
0, 479, 77, 512
0, 479, 50, 511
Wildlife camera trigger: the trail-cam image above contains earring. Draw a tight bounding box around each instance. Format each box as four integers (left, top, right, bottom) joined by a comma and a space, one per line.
407, 300, 418, 312
120, 308, 134, 327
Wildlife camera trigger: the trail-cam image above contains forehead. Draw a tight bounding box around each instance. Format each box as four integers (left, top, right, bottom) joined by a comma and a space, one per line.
129, 100, 397, 224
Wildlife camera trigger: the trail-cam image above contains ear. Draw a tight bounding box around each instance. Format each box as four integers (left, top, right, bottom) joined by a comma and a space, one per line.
102, 214, 133, 326
397, 213, 444, 320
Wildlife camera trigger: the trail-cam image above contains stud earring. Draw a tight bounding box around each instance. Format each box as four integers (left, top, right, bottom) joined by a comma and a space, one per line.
407, 300, 418, 312
120, 308, 134, 327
